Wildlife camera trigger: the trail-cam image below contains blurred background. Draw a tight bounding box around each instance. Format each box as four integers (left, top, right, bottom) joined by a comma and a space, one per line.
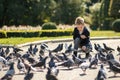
0, 0, 119, 30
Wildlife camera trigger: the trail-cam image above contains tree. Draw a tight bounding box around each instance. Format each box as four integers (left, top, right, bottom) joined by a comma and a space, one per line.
99, 0, 111, 30
109, 0, 120, 18
52, 0, 85, 24
90, 3, 101, 30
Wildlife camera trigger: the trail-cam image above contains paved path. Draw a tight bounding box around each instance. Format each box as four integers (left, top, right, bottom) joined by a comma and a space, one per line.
1, 39, 120, 80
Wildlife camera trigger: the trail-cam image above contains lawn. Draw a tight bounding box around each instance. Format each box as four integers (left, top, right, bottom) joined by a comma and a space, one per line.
0, 36, 72, 45
0, 31, 120, 45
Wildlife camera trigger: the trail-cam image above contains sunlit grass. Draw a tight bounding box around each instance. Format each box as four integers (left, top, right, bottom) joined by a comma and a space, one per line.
0, 36, 72, 45
91, 31, 120, 37
0, 31, 120, 45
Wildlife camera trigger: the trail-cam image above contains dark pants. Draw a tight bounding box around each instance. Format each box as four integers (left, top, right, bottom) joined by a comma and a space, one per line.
73, 38, 92, 57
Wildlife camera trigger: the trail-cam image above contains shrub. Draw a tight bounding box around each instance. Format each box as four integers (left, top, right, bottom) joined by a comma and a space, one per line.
7, 31, 41, 37
0, 31, 7, 38
112, 19, 120, 32
0, 30, 72, 38
40, 30, 72, 37
42, 22, 57, 30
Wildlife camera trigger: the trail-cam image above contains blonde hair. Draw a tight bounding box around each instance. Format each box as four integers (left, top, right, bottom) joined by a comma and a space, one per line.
75, 17, 84, 25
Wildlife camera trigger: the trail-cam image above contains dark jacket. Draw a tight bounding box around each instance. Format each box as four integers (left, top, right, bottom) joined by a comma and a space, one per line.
73, 27, 90, 46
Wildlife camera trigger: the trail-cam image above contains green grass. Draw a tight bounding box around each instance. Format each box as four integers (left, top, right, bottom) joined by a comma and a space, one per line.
0, 31, 120, 45
0, 36, 72, 45
91, 31, 120, 37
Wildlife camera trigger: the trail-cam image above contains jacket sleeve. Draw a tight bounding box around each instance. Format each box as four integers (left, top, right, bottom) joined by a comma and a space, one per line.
72, 28, 76, 40
73, 28, 80, 40
83, 29, 90, 38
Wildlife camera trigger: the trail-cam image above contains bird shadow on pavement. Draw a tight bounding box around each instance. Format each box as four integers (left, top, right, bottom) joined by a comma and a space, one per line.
108, 76, 120, 78
89, 67, 97, 70
59, 68, 73, 71
15, 73, 26, 75
79, 73, 87, 76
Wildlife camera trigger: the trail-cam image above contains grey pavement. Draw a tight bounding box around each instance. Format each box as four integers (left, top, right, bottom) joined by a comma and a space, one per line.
17, 37, 120, 48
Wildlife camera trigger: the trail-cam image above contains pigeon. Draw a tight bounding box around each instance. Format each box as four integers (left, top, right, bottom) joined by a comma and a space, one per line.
51, 67, 59, 76
48, 51, 60, 62
24, 67, 34, 80
17, 58, 26, 73
22, 51, 30, 59
108, 60, 120, 76
28, 44, 33, 52
61, 53, 68, 60
51, 43, 63, 53
95, 64, 107, 80
32, 45, 38, 55
46, 68, 58, 80
0, 56, 7, 65
49, 57, 56, 68
13, 46, 23, 53
32, 56, 48, 69
97, 44, 106, 52
0, 48, 6, 58
65, 43, 73, 54
0, 56, 7, 70
106, 51, 114, 60
103, 43, 115, 51
5, 53, 13, 61
117, 46, 120, 55
39, 49, 45, 56
108, 59, 120, 67
97, 53, 107, 64
89, 56, 98, 69
72, 55, 84, 67
79, 61, 89, 74
5, 46, 10, 56
55, 53, 68, 61
99, 51, 106, 57
39, 55, 44, 61
1, 62, 15, 80
40, 43, 48, 50
57, 58, 74, 69
94, 43, 99, 52
26, 57, 36, 64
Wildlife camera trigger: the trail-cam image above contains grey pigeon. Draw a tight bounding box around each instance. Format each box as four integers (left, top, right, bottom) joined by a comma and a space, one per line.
1, 62, 15, 80
24, 67, 34, 80
57, 58, 74, 69
51, 43, 63, 53
95, 64, 107, 80
46, 68, 58, 80
108, 60, 120, 76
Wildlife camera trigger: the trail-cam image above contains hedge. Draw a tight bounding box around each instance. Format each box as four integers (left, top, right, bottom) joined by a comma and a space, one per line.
6, 31, 41, 37
42, 22, 57, 30
0, 31, 7, 38
0, 30, 72, 38
40, 30, 72, 37
112, 19, 120, 32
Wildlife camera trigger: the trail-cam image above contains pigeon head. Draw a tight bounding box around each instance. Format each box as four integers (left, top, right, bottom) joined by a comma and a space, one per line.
100, 64, 104, 69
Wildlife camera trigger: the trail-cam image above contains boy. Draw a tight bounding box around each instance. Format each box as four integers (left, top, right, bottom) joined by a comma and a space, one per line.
73, 17, 92, 58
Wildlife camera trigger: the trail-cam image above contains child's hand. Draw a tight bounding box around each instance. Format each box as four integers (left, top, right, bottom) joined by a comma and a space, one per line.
80, 35, 86, 39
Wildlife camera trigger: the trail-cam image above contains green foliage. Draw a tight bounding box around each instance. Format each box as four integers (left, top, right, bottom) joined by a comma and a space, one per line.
6, 31, 41, 38
112, 19, 120, 32
0, 0, 87, 26
89, 3, 101, 30
40, 30, 72, 37
110, 0, 120, 18
42, 22, 57, 30
0, 31, 7, 38
55, 0, 84, 24
0, 30, 72, 38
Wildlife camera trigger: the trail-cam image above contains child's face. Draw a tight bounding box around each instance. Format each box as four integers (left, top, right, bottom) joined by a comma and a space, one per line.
76, 24, 84, 31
